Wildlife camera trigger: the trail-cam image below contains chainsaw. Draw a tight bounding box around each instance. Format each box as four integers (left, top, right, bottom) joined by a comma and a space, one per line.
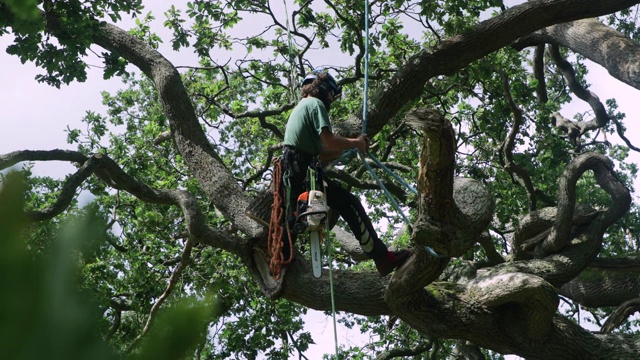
294, 189, 328, 278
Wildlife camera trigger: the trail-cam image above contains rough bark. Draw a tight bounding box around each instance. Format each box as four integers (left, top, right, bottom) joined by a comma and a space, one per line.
516, 18, 640, 91
559, 258, 640, 307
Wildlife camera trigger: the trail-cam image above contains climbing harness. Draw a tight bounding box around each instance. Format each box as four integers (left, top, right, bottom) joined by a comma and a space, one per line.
270, 151, 330, 279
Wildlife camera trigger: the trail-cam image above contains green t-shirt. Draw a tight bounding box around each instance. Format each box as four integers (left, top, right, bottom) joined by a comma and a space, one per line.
283, 97, 331, 155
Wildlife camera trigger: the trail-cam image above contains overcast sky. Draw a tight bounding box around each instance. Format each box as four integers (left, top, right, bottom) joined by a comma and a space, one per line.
1, 1, 639, 359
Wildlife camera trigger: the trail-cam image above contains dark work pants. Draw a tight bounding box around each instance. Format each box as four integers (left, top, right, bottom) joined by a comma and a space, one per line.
279, 147, 387, 261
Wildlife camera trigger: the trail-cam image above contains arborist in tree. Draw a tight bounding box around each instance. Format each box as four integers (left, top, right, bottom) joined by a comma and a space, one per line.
275, 69, 411, 276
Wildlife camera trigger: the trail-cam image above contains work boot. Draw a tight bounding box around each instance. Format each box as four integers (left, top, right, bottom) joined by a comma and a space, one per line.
375, 249, 411, 276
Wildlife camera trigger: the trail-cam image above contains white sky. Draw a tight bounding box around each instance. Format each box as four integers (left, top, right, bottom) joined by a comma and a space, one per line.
1, 1, 639, 359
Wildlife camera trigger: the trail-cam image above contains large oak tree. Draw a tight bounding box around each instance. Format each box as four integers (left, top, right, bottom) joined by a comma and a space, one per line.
2, 0, 640, 358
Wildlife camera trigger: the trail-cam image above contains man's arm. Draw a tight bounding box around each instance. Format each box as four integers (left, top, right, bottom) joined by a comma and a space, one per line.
319, 127, 369, 162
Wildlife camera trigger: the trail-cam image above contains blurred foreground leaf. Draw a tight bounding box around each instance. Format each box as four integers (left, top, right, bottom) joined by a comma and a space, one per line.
1, 0, 40, 20
0, 172, 221, 359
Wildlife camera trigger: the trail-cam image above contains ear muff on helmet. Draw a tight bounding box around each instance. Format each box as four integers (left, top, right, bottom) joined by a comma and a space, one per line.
301, 69, 342, 98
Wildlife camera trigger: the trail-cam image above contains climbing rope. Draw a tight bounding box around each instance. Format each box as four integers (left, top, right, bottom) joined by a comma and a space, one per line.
268, 158, 295, 280
357, 149, 412, 225
367, 152, 417, 195
319, 174, 340, 357
353, 1, 441, 260
357, 0, 417, 228
362, 0, 370, 135
282, 0, 298, 101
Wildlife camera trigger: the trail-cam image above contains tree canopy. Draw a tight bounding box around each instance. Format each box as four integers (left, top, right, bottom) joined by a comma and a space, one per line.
2, 0, 640, 358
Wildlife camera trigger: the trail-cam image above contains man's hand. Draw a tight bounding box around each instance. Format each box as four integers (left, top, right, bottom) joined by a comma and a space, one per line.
355, 134, 370, 154
320, 127, 371, 161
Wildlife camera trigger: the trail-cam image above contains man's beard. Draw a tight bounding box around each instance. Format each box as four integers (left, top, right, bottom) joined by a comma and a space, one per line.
322, 98, 331, 112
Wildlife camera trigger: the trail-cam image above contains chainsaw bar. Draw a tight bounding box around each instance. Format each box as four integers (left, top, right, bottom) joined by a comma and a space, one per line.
310, 231, 322, 278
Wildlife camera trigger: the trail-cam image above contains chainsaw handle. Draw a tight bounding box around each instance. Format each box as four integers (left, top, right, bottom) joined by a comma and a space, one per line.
296, 210, 328, 222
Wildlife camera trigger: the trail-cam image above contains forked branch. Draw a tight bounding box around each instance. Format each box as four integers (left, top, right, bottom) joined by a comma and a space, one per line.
545, 152, 631, 253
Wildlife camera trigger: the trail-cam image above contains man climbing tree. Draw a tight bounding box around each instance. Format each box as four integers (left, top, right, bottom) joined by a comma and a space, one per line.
3, 0, 640, 359
272, 69, 410, 278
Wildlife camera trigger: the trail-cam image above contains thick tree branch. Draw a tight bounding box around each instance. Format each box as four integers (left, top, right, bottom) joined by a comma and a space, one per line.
0, 150, 245, 254
533, 44, 548, 103
109, 297, 133, 311
513, 205, 601, 258
0, 149, 88, 169
0, 150, 91, 222
410, 108, 456, 248
549, 44, 609, 146
402, 110, 494, 259
153, 131, 172, 145
477, 232, 505, 266
471, 153, 632, 301
275, 261, 392, 315
484, 156, 628, 300
526, 18, 640, 91
386, 108, 455, 296
465, 272, 558, 340
381, 265, 640, 359
559, 257, 640, 307
451, 341, 486, 360
516, 19, 640, 152
550, 112, 584, 149
550, 44, 609, 127
591, 256, 640, 270
90, 153, 246, 252
26, 157, 97, 222
105, 309, 121, 342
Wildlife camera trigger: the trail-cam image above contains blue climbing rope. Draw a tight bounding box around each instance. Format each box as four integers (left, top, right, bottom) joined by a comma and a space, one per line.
354, 0, 442, 258
357, 149, 412, 225
367, 152, 417, 195
362, 0, 370, 135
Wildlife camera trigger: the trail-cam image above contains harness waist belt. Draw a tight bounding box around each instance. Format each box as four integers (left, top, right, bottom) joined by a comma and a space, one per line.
283, 145, 318, 164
